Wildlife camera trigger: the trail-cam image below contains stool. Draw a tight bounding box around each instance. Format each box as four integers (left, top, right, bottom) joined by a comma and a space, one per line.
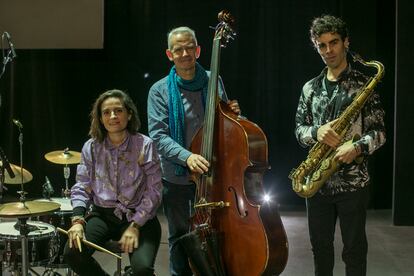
103, 240, 123, 276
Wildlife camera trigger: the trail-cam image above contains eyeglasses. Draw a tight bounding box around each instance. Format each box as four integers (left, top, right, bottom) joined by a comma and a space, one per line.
170, 45, 197, 55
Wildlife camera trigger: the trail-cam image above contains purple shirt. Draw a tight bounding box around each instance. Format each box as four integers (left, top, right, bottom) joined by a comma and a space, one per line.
71, 132, 162, 226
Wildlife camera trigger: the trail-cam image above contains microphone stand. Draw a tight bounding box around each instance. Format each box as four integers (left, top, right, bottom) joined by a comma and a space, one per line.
0, 32, 16, 201
1, 51, 13, 78
1, 49, 13, 80
0, 32, 15, 88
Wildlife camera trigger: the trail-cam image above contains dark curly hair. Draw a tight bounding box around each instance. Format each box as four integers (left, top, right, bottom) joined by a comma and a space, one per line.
309, 15, 349, 42
89, 89, 141, 142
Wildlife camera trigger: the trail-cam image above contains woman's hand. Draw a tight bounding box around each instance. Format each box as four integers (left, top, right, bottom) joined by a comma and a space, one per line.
119, 225, 139, 253
68, 223, 84, 251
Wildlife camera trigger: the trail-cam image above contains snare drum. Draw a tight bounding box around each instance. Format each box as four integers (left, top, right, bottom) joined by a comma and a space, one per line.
34, 197, 73, 267
0, 221, 58, 268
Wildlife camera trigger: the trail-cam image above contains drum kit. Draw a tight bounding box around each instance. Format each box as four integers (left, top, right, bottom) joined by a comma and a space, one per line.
1, 39, 120, 275
0, 148, 81, 276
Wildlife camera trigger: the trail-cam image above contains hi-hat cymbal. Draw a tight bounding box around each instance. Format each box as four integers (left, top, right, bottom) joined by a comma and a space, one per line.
0, 200, 60, 218
3, 163, 33, 184
44, 150, 81, 165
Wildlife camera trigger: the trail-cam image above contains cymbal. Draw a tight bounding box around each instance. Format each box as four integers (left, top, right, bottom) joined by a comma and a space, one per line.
3, 163, 33, 184
0, 200, 60, 218
44, 150, 81, 165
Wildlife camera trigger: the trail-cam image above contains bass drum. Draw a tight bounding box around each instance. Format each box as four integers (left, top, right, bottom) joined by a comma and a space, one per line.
0, 221, 58, 269
34, 197, 73, 267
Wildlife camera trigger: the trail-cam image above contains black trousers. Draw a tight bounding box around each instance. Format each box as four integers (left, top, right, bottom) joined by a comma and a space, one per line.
162, 180, 195, 276
63, 207, 161, 276
306, 187, 369, 276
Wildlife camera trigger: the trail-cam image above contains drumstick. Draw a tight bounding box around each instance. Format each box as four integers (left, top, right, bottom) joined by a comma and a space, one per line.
76, 235, 82, 252
57, 227, 122, 260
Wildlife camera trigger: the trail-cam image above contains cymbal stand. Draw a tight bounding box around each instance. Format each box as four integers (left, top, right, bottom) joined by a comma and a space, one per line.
62, 164, 71, 198
17, 217, 30, 276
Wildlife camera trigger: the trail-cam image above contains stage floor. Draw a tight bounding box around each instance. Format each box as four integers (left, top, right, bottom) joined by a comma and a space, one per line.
1, 208, 413, 276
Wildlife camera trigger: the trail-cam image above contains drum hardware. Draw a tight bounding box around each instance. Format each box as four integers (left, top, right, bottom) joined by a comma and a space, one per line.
34, 197, 74, 268
0, 201, 61, 218
0, 200, 60, 276
5, 240, 12, 263
42, 176, 55, 200
63, 165, 71, 198
0, 146, 15, 179
44, 148, 80, 165
14, 218, 40, 232
7, 118, 41, 275
0, 220, 59, 271
44, 148, 81, 198
0, 146, 13, 202
1, 163, 33, 185
1, 142, 32, 203
31, 240, 36, 262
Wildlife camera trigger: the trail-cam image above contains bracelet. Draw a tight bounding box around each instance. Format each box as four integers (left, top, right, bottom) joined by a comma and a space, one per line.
130, 221, 140, 230
72, 220, 85, 227
71, 216, 86, 227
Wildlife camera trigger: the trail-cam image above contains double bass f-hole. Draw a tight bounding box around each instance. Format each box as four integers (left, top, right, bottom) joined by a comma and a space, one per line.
228, 186, 248, 217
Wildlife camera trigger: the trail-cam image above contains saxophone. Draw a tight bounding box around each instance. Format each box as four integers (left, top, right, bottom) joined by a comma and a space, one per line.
289, 53, 384, 198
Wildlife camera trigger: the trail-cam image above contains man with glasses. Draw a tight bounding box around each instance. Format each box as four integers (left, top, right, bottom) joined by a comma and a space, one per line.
147, 26, 240, 275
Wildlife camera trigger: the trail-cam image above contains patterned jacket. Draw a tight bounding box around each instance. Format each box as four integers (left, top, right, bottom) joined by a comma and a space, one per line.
294, 65, 386, 195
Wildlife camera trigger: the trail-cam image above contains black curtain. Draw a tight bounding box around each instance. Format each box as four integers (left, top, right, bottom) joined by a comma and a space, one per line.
0, 0, 395, 208
393, 0, 414, 225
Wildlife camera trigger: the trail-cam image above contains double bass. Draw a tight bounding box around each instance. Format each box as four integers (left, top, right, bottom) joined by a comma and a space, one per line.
182, 11, 289, 276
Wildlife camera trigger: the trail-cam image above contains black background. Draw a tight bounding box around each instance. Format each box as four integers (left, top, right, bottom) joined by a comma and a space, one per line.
0, 0, 397, 210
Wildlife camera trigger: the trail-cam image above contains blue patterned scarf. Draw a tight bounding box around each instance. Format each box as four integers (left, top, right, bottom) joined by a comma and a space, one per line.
168, 62, 208, 175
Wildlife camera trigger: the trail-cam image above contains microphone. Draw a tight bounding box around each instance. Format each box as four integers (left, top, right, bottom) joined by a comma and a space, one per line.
4, 32, 17, 59
0, 147, 15, 178
43, 176, 54, 199
12, 119, 23, 129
